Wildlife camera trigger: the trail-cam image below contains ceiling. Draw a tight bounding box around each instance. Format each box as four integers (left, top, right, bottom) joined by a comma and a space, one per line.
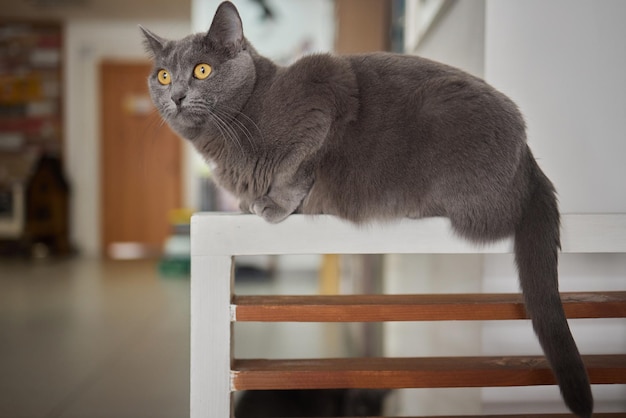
2, 0, 191, 21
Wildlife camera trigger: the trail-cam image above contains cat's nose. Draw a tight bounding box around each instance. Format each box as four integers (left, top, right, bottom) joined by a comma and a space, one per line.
171, 92, 186, 107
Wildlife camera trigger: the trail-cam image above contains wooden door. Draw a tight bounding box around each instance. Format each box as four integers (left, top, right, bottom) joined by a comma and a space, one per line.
100, 61, 181, 259
335, 0, 391, 53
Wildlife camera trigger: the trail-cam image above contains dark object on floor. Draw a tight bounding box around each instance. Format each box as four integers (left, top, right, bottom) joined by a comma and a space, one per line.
0, 152, 71, 257
234, 389, 389, 417
235, 264, 272, 282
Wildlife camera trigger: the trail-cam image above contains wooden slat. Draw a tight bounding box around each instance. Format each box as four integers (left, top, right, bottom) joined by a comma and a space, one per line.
231, 354, 626, 390
232, 291, 626, 322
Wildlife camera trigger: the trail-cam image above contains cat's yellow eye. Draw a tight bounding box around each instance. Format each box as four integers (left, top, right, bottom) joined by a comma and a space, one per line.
193, 63, 212, 80
157, 69, 171, 85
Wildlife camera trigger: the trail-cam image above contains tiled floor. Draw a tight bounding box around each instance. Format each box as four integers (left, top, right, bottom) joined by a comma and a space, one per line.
0, 258, 324, 418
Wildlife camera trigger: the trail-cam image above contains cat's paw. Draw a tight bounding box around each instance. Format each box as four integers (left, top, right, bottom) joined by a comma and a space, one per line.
251, 196, 291, 223
239, 200, 252, 214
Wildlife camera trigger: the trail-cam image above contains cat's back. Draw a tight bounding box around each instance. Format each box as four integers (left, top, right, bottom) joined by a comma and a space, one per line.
282, 52, 482, 103
342, 52, 526, 155
347, 52, 465, 86
270, 52, 505, 125
346, 52, 514, 116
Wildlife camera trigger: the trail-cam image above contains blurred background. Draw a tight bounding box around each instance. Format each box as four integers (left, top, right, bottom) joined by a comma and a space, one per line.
0, 0, 624, 417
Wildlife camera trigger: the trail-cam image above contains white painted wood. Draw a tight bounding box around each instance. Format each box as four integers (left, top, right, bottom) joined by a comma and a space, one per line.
190, 255, 233, 418
561, 214, 626, 253
191, 213, 626, 256
191, 213, 509, 256
190, 212, 626, 417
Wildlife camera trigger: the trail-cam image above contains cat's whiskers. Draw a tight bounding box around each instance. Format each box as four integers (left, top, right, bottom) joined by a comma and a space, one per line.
212, 106, 256, 152
192, 99, 249, 157
208, 109, 245, 157
209, 109, 241, 152
215, 109, 254, 148
216, 104, 262, 151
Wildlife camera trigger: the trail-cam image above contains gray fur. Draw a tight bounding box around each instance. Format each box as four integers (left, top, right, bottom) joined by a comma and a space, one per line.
141, 2, 592, 416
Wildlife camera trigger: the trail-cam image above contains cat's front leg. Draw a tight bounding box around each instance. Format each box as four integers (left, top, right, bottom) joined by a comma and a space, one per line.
238, 196, 287, 222
239, 199, 253, 214
250, 163, 313, 223
244, 137, 319, 222
250, 195, 292, 223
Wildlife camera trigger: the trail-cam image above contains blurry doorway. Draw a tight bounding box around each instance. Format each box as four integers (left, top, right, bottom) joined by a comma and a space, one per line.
100, 61, 182, 259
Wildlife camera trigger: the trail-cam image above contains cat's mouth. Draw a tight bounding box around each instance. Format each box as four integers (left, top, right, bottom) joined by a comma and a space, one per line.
173, 105, 206, 124
161, 107, 203, 137
173, 98, 216, 120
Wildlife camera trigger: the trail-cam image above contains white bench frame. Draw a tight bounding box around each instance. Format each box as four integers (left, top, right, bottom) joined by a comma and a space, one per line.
189, 213, 626, 418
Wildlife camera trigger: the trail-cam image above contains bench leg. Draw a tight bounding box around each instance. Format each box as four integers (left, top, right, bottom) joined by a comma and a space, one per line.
191, 255, 233, 418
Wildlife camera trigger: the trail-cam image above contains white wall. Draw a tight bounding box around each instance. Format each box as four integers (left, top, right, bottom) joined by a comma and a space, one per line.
412, 0, 485, 77
483, 0, 626, 413
484, 0, 626, 214
64, 20, 190, 256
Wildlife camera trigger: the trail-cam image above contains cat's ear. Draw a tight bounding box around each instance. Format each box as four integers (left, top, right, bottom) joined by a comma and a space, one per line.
207, 1, 244, 56
139, 25, 166, 57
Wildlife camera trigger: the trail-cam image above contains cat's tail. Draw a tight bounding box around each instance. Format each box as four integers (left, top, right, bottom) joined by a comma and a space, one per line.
514, 154, 593, 418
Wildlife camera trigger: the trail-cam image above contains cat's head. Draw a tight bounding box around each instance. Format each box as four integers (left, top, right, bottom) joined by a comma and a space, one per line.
140, 1, 255, 140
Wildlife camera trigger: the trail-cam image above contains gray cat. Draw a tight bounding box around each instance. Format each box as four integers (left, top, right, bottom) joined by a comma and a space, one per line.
140, 2, 592, 417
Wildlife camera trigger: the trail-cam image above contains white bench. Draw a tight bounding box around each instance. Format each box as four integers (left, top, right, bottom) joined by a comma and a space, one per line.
190, 213, 626, 418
